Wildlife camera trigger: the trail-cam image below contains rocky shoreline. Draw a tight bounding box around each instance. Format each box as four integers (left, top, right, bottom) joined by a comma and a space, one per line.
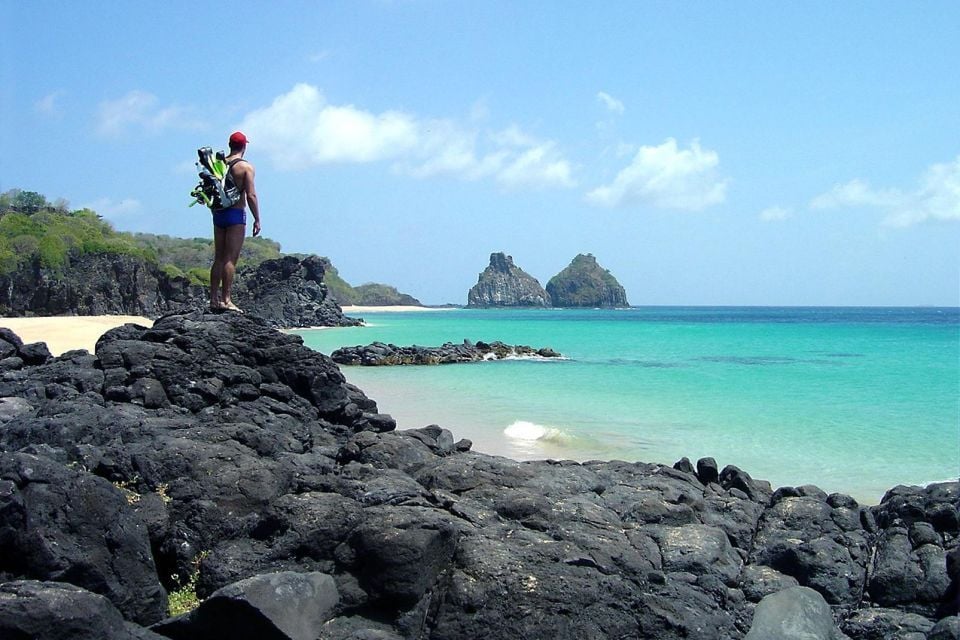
0, 313, 957, 639
331, 340, 562, 366
0, 252, 360, 329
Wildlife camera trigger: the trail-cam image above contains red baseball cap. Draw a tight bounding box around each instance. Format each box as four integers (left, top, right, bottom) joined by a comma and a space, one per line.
229, 131, 250, 146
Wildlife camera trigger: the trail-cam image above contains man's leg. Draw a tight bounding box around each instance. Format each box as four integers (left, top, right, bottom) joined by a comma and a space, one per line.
220, 224, 246, 308
210, 225, 227, 309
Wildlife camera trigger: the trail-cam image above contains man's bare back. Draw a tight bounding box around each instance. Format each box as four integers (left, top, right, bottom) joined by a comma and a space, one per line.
225, 152, 260, 237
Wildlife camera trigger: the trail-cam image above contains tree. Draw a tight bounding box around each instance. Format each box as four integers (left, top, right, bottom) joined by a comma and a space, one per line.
12, 191, 47, 214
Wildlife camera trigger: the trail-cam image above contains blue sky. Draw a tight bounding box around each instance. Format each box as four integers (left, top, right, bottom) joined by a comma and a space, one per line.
2, 1, 958, 305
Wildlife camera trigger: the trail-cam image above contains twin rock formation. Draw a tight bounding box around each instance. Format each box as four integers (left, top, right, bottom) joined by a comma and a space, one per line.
467, 252, 629, 308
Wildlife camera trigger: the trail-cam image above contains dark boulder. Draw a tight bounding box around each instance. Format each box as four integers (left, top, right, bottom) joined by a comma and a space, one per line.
738, 565, 800, 603
234, 255, 361, 328
929, 617, 960, 640
867, 526, 950, 616
697, 456, 720, 485
744, 586, 849, 640
750, 494, 871, 606
154, 571, 339, 640
337, 506, 460, 610
0, 453, 167, 625
0, 581, 167, 640
840, 607, 935, 640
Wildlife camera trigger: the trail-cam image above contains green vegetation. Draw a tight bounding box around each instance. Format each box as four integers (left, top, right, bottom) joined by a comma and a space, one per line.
1, 188, 418, 302
0, 190, 153, 274
0, 189, 280, 283
128, 233, 282, 285
320, 261, 359, 304
167, 551, 208, 617
353, 283, 420, 306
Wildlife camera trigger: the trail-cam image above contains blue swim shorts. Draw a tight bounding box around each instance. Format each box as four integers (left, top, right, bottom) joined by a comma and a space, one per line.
212, 207, 246, 228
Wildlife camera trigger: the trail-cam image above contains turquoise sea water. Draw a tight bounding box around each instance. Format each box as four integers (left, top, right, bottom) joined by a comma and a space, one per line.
297, 307, 960, 504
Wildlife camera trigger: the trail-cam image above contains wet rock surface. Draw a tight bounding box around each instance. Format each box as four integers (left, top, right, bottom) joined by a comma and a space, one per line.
331, 339, 562, 366
0, 311, 956, 638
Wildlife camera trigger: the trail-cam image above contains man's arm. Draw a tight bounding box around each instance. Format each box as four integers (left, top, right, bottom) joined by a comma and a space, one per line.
244, 164, 261, 237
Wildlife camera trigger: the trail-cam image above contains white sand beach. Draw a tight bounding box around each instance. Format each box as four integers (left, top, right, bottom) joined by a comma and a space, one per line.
340, 305, 457, 313
0, 316, 154, 356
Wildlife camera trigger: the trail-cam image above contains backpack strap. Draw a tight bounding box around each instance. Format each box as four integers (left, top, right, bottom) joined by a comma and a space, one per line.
224, 158, 247, 196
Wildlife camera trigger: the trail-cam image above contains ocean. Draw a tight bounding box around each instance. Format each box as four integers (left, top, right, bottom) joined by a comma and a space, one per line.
296, 307, 960, 504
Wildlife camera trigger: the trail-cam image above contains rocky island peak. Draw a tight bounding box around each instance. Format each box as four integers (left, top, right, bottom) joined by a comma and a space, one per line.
546, 253, 629, 308
466, 252, 551, 308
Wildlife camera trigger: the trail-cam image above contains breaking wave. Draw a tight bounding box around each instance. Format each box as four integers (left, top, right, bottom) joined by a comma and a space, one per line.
503, 420, 572, 444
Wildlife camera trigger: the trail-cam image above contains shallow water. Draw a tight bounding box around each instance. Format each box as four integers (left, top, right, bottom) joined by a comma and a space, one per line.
298, 307, 960, 504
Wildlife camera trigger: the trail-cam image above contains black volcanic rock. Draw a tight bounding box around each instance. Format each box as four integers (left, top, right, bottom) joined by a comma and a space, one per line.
0, 253, 204, 317
330, 340, 562, 365
0, 315, 957, 639
467, 252, 551, 308
0, 453, 167, 625
0, 581, 167, 640
233, 255, 361, 328
153, 571, 339, 640
0, 252, 358, 328
546, 253, 629, 308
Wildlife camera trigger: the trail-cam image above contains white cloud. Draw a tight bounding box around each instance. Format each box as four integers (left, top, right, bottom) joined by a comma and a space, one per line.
496, 142, 575, 190
81, 197, 143, 221
585, 138, 728, 210
239, 83, 575, 189
810, 156, 960, 227
810, 179, 901, 210
597, 91, 625, 115
759, 206, 792, 222
35, 91, 64, 116
96, 91, 205, 137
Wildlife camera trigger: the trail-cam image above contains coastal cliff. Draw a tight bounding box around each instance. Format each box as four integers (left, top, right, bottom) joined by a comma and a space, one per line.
0, 313, 956, 639
0, 252, 358, 328
546, 253, 629, 308
467, 252, 551, 308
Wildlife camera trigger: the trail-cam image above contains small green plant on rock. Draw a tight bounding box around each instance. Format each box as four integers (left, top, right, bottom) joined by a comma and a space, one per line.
155, 482, 172, 504
113, 477, 141, 505
167, 551, 208, 617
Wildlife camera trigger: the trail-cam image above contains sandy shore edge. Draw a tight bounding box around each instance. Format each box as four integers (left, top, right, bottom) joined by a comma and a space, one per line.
0, 308, 452, 353
341, 305, 458, 313
0, 316, 154, 357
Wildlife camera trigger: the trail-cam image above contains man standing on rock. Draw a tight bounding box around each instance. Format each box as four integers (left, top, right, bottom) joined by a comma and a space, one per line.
210, 131, 261, 313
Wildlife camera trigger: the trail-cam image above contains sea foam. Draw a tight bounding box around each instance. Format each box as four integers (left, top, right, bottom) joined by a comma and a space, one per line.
503, 420, 570, 443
